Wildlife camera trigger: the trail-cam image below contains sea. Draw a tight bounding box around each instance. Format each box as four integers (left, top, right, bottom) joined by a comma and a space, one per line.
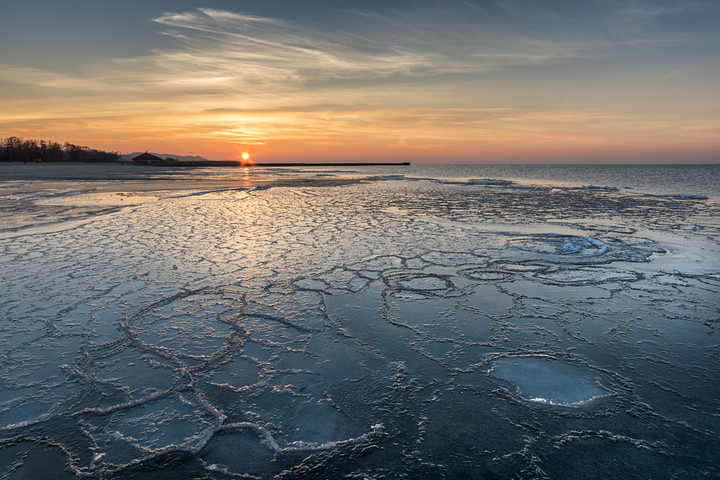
294, 163, 720, 196
0, 163, 718, 479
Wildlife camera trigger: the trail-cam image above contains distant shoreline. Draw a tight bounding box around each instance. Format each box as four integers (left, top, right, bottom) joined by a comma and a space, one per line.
2, 160, 411, 167
127, 160, 412, 167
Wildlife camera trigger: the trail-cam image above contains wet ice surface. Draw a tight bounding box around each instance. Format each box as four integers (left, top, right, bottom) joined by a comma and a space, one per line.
489, 356, 609, 406
1, 172, 719, 479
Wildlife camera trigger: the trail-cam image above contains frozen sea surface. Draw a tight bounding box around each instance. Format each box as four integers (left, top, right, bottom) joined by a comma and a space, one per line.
489, 356, 609, 406
1, 164, 719, 479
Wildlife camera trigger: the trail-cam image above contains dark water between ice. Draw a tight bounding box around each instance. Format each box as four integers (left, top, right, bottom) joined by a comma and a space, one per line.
1, 165, 719, 479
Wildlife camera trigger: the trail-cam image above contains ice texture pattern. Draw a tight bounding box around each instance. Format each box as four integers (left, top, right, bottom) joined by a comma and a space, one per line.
1, 165, 719, 479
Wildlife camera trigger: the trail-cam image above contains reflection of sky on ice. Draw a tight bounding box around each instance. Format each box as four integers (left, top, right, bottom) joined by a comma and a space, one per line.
0, 172, 719, 478
489, 356, 608, 406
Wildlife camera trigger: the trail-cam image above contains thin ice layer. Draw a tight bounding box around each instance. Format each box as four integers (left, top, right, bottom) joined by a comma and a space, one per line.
489, 356, 609, 406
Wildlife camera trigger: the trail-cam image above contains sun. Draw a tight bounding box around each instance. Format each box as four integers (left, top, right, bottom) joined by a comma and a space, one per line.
241, 153, 250, 160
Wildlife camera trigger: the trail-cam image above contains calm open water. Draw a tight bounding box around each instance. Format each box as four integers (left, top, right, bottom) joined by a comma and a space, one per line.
294, 163, 720, 197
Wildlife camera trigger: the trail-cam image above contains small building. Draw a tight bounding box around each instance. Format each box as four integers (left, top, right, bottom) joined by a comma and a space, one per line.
133, 152, 162, 165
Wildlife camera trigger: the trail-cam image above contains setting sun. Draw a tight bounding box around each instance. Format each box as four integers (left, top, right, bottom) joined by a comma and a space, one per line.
242, 153, 250, 160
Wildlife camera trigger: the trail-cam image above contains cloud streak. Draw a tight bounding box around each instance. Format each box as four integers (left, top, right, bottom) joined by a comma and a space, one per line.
147, 6, 611, 87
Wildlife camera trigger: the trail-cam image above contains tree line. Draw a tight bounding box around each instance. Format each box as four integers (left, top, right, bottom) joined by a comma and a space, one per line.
0, 137, 120, 163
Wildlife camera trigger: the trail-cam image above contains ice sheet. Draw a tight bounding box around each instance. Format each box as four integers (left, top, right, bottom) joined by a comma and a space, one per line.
0, 169, 719, 478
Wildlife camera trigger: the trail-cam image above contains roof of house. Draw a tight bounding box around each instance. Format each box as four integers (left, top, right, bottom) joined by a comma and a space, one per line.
133, 152, 162, 161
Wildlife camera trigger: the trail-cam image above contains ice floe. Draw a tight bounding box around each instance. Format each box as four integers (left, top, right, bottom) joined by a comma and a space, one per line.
489, 356, 609, 406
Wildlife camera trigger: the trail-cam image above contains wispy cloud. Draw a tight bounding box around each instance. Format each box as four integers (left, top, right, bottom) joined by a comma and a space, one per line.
147, 6, 590, 87
0, 65, 105, 90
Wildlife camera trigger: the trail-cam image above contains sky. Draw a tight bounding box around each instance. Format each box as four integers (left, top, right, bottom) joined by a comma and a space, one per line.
1, 0, 718, 163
